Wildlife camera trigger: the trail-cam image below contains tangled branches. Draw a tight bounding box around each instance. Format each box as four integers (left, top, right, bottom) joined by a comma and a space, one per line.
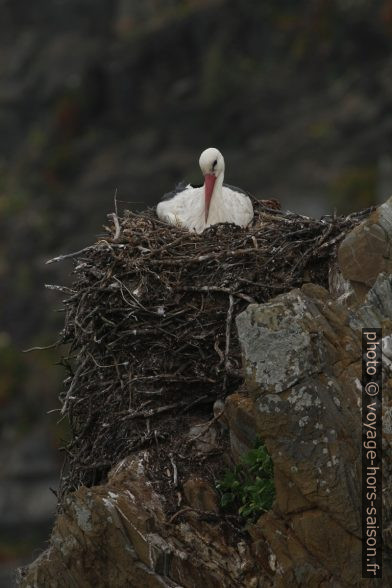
52, 201, 371, 496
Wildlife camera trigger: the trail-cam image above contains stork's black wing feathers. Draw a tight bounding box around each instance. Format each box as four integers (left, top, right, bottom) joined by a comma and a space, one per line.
160, 181, 203, 202
223, 183, 251, 198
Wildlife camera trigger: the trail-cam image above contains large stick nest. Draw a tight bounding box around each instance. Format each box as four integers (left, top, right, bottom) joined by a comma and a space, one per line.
54, 200, 371, 497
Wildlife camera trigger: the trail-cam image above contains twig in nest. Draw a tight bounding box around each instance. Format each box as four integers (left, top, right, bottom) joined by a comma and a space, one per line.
179, 394, 213, 414
114, 188, 119, 216
169, 453, 178, 487
46, 246, 94, 264
45, 284, 76, 294
61, 359, 87, 415
168, 506, 193, 523
23, 340, 62, 353
108, 212, 121, 241
224, 294, 234, 391
121, 400, 190, 419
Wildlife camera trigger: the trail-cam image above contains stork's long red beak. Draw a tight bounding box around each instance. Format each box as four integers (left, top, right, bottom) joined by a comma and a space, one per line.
204, 173, 216, 222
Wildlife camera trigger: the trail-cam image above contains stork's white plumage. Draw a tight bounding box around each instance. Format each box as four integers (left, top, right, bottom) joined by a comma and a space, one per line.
156, 148, 254, 233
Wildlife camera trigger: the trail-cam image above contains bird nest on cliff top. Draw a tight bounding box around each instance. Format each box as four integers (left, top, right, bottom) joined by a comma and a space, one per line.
51, 199, 371, 499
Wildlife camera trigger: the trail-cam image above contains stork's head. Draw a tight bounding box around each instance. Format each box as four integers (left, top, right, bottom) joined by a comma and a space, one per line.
199, 147, 225, 222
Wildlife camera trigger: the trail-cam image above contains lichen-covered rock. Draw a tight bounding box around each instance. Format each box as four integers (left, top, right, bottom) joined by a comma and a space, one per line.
338, 195, 392, 300
236, 276, 392, 587
236, 286, 328, 395
18, 455, 266, 588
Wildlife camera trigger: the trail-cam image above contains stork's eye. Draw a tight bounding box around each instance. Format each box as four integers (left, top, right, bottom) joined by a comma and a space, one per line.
212, 159, 218, 170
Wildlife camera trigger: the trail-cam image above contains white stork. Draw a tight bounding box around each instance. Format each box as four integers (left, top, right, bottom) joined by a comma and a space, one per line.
156, 147, 254, 233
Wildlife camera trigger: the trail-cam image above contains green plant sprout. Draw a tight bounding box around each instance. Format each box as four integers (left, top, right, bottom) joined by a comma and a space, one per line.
216, 440, 275, 521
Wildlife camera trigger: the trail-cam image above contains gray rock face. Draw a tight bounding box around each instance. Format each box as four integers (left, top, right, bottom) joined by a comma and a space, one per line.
236, 290, 327, 395
354, 272, 392, 328
338, 195, 392, 300
235, 279, 392, 586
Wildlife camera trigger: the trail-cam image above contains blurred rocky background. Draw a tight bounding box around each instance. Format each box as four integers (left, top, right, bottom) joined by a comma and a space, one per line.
2, 0, 392, 584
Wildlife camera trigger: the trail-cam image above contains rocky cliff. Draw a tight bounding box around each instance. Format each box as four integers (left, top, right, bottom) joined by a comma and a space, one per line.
5, 3, 392, 576
18, 198, 392, 587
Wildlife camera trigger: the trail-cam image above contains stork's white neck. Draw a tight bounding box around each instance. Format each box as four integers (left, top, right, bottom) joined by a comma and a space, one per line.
206, 171, 225, 225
